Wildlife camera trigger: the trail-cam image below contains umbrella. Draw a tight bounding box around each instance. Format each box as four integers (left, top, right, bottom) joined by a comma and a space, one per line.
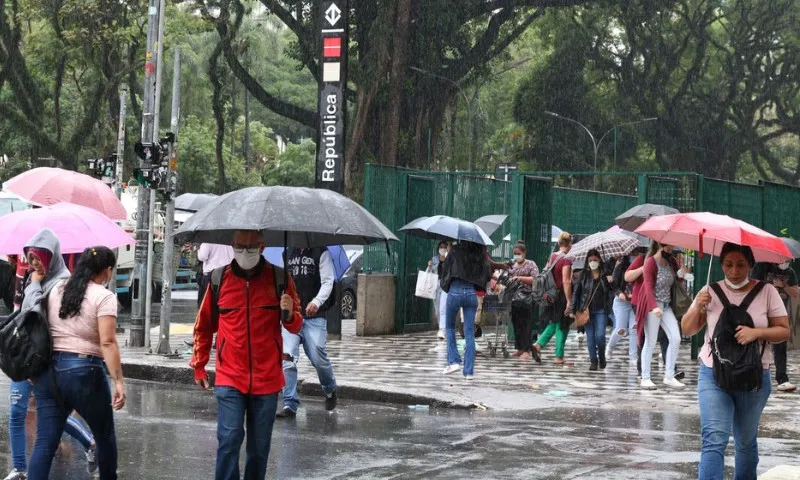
606, 225, 651, 247
635, 212, 793, 284
551, 225, 563, 243
566, 231, 642, 262
3, 167, 127, 221
780, 237, 800, 259
474, 215, 508, 237
263, 245, 351, 281
615, 203, 680, 231
0, 203, 135, 255
175, 193, 218, 212
399, 215, 493, 246
174, 186, 398, 247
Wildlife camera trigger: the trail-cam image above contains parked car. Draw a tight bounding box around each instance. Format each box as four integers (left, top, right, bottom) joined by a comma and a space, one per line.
339, 246, 363, 319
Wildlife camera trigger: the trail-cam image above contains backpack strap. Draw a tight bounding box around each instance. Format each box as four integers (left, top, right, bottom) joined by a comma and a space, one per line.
709, 283, 730, 308
543, 252, 564, 275
209, 266, 227, 325
272, 264, 284, 300
739, 281, 766, 311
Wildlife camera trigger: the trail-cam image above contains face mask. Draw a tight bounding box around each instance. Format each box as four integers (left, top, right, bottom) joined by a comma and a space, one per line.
662, 250, 673, 259
514, 255, 524, 263
778, 262, 790, 271
235, 250, 261, 270
439, 248, 448, 257
588, 261, 600, 271
724, 278, 750, 290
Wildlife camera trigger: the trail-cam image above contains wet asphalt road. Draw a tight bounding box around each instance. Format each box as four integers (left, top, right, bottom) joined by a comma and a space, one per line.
0, 378, 798, 479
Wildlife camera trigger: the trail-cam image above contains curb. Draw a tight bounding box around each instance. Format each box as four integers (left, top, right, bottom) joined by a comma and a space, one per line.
121, 360, 478, 410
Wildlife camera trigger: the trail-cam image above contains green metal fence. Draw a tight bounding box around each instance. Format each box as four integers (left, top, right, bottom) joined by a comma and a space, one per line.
362, 165, 800, 334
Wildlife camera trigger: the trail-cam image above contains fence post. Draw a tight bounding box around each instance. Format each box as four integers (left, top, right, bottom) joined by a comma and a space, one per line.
637, 174, 648, 204
691, 174, 706, 360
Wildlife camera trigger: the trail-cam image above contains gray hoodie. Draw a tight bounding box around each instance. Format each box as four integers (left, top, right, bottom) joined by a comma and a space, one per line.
21, 228, 70, 312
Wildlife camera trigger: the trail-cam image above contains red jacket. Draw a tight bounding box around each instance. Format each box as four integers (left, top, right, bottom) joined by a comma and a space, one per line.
190, 260, 303, 395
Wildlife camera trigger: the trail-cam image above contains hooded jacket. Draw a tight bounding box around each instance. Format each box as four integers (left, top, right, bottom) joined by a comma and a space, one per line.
21, 229, 70, 312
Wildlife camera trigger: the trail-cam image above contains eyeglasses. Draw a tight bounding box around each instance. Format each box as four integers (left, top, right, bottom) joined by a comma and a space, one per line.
232, 246, 260, 254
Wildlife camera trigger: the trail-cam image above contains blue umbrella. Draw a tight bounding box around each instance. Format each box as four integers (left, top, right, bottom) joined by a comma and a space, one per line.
399, 215, 494, 246
263, 245, 351, 281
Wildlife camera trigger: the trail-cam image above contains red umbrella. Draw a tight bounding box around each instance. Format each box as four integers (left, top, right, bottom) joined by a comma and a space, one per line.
3, 167, 127, 221
635, 212, 792, 284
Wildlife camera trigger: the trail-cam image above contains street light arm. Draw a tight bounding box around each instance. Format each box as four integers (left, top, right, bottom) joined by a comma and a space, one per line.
410, 67, 471, 107
545, 111, 596, 151
596, 117, 658, 152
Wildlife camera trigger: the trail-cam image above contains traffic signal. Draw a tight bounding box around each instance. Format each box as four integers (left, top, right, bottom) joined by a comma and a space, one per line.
134, 142, 160, 165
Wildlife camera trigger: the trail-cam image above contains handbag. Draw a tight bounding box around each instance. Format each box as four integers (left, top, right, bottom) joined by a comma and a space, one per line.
415, 268, 439, 300
671, 281, 692, 317
574, 281, 601, 328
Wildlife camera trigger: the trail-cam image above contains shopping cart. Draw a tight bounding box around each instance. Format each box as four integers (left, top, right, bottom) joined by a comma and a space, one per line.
483, 271, 521, 359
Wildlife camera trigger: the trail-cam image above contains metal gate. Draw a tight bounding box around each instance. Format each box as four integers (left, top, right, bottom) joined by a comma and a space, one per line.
522, 176, 554, 268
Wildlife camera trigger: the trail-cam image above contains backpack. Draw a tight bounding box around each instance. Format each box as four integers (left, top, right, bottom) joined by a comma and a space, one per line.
0, 277, 60, 382
209, 264, 284, 324
531, 252, 564, 307
709, 282, 767, 392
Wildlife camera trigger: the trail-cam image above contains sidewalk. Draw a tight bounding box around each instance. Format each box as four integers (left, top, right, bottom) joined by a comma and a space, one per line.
118, 318, 800, 412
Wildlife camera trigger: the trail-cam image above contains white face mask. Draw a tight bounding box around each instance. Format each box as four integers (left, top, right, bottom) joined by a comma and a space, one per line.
439, 248, 448, 257
234, 250, 261, 270
588, 261, 600, 271
724, 278, 750, 290
514, 255, 524, 263
778, 262, 791, 271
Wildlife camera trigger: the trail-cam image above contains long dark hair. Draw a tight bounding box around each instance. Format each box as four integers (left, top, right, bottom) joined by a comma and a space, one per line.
582, 249, 603, 279
59, 247, 116, 319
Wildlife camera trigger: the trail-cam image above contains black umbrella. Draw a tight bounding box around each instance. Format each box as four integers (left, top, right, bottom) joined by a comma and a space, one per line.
615, 203, 680, 231
175, 193, 218, 212
780, 237, 800, 259
174, 186, 398, 319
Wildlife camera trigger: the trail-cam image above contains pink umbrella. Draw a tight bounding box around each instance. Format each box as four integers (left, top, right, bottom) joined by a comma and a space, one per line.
0, 203, 134, 255
3, 167, 127, 221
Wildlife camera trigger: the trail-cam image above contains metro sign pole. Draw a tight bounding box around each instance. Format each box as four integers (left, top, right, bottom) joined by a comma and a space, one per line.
315, 0, 348, 194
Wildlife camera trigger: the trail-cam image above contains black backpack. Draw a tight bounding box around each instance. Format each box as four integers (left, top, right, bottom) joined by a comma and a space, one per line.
0, 278, 60, 382
709, 282, 767, 392
532, 252, 564, 307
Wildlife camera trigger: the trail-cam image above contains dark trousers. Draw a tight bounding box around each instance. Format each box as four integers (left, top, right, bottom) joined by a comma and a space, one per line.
775, 341, 789, 384
511, 304, 534, 351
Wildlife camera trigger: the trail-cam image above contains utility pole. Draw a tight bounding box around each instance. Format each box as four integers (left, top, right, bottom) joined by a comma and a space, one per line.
156, 49, 180, 356
144, 0, 167, 348
131, 0, 161, 347
109, 85, 127, 300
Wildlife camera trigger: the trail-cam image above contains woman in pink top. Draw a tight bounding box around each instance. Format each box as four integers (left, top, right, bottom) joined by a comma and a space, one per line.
682, 243, 790, 480
28, 246, 126, 480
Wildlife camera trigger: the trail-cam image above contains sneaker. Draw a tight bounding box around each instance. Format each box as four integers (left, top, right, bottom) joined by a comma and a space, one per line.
577, 332, 586, 344
3, 470, 26, 480
464, 375, 474, 381
86, 447, 97, 474
325, 391, 338, 411
604, 346, 612, 360
663, 377, 686, 388
640, 379, 657, 390
276, 407, 296, 419
674, 371, 686, 381
437, 329, 445, 340
776, 382, 797, 392
442, 364, 461, 375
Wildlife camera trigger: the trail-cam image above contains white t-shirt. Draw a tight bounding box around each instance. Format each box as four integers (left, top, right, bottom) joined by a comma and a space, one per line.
699, 281, 787, 369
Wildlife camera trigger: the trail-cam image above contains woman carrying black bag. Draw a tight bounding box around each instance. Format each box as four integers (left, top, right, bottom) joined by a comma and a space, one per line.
507, 241, 540, 361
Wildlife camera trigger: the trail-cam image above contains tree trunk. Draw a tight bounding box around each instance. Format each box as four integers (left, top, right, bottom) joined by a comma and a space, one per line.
379, 0, 412, 167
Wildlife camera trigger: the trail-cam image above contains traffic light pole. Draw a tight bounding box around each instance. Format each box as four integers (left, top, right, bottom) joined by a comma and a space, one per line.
156, 49, 180, 356
109, 85, 127, 318
144, 0, 167, 348
131, 0, 160, 347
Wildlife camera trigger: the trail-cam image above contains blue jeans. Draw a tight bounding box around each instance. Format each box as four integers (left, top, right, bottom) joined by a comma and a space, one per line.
9, 380, 95, 471
445, 280, 478, 376
215, 387, 278, 480
585, 311, 607, 362
29, 353, 116, 480
281, 317, 337, 412
608, 297, 638, 360
698, 364, 771, 480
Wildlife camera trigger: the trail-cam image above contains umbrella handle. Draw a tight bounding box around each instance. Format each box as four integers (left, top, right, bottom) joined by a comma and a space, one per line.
281, 231, 289, 321
705, 239, 716, 286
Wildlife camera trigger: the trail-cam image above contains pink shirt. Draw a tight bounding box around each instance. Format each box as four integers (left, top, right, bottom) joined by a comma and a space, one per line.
699, 281, 787, 369
47, 280, 118, 358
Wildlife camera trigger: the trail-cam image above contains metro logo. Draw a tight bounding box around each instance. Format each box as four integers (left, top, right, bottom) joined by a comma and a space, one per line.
323, 37, 342, 58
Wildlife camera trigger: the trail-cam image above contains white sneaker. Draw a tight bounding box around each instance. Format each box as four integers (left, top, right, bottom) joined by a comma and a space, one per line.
776, 382, 797, 392
464, 375, 474, 381
437, 329, 445, 340
4, 470, 27, 480
640, 379, 657, 390
442, 364, 461, 375
663, 377, 686, 388
577, 332, 586, 343
604, 346, 612, 360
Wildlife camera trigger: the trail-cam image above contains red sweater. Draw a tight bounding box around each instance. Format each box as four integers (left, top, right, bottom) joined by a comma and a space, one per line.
634, 255, 679, 338
191, 262, 303, 395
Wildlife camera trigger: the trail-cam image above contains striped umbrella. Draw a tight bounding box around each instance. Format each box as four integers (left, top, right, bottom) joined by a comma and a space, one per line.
566, 231, 641, 262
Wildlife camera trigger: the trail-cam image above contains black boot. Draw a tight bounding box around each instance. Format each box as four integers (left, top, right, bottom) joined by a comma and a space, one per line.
589, 361, 598, 371
599, 353, 607, 370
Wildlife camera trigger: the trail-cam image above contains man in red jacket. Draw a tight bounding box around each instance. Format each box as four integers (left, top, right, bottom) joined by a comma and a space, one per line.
191, 230, 303, 480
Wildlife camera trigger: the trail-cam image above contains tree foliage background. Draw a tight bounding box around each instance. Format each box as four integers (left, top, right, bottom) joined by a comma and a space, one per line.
0, 0, 797, 196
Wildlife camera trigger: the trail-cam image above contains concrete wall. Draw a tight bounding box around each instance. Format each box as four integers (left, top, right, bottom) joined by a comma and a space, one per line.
357, 273, 395, 336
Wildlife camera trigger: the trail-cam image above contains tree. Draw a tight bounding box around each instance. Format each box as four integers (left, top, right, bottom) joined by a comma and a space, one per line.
262, 140, 316, 187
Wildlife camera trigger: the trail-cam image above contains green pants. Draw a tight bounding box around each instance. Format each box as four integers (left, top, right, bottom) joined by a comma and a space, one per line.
537, 322, 570, 358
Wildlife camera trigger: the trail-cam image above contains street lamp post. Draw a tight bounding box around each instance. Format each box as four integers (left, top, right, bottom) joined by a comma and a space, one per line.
544, 111, 658, 189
